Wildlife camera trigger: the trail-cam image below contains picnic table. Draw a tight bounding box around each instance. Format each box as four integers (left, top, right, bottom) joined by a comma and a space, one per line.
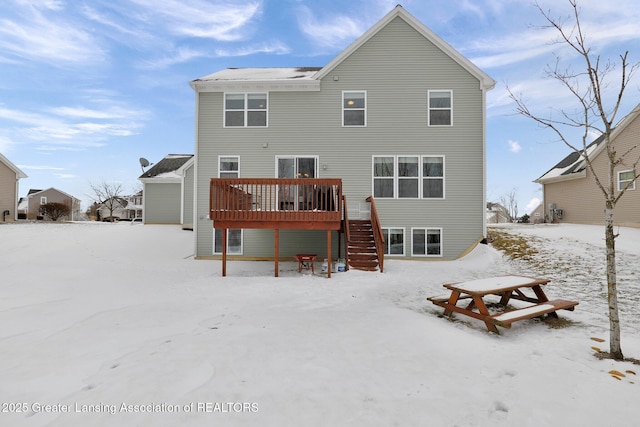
428, 275, 578, 333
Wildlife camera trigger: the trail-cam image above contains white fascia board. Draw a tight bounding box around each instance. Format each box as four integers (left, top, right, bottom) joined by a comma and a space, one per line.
190, 80, 320, 92
534, 169, 587, 185
138, 177, 181, 184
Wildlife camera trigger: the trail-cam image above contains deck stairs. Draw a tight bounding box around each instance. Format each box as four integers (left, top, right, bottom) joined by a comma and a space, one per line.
347, 220, 379, 271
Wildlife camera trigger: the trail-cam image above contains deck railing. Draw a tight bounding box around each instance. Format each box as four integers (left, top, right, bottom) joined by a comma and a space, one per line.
210, 178, 342, 229
366, 195, 385, 273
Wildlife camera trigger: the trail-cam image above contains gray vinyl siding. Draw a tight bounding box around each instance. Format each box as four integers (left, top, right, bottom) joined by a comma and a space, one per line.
145, 182, 181, 224
182, 164, 194, 229
195, 17, 487, 258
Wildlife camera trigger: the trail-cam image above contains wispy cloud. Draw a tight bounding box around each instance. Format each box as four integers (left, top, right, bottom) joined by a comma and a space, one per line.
53, 173, 78, 179
0, 98, 147, 151
0, 3, 105, 65
139, 47, 211, 70
296, 6, 366, 49
125, 0, 262, 41
215, 42, 290, 58
18, 164, 66, 171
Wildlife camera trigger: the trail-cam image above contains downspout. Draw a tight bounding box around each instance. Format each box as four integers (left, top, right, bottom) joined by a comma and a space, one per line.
192, 88, 201, 258
481, 87, 488, 238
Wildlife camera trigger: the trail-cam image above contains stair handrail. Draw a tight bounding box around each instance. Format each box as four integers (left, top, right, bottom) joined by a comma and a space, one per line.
342, 195, 350, 271
366, 195, 384, 273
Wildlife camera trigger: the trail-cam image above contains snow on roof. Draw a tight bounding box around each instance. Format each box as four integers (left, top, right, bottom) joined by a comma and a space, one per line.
536, 102, 640, 184
193, 67, 322, 83
535, 134, 604, 183
139, 154, 193, 179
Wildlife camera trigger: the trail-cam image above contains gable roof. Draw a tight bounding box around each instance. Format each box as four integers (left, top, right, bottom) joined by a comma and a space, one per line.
535, 103, 640, 184
27, 187, 79, 200
314, 5, 495, 90
0, 152, 27, 179
139, 154, 194, 181
190, 5, 494, 92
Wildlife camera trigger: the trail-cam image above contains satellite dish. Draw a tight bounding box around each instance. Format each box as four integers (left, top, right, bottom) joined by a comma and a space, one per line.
139, 157, 153, 173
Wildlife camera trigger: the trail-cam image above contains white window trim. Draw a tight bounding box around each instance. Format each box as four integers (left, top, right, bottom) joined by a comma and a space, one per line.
372, 155, 445, 200
213, 229, 244, 255
411, 227, 443, 258
428, 90, 453, 127
618, 169, 636, 191
372, 155, 395, 199
218, 155, 240, 178
275, 155, 319, 178
223, 93, 268, 128
342, 90, 367, 127
382, 227, 405, 257
422, 155, 446, 200
398, 155, 421, 200
40, 196, 47, 205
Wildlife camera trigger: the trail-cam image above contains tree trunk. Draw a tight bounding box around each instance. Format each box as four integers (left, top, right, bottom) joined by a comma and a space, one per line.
604, 206, 623, 360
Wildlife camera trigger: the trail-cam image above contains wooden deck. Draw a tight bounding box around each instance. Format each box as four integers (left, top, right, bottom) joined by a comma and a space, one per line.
210, 178, 344, 277
210, 178, 343, 230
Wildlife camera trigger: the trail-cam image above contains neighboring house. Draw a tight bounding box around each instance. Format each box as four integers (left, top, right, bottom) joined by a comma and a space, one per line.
529, 203, 545, 224
96, 191, 144, 221
486, 202, 510, 224
0, 152, 27, 222
23, 188, 81, 221
124, 191, 143, 219
96, 197, 128, 221
190, 5, 495, 266
535, 103, 640, 227
138, 154, 194, 228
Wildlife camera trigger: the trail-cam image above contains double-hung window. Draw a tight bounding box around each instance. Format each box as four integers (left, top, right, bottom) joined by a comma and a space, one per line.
225, 93, 267, 127
398, 156, 419, 198
423, 156, 444, 198
428, 90, 452, 126
373, 155, 445, 199
343, 91, 366, 126
412, 228, 442, 257
618, 170, 636, 191
373, 156, 394, 198
219, 156, 239, 178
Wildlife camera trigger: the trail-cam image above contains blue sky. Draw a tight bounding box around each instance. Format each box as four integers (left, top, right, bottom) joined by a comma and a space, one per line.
2, 0, 640, 214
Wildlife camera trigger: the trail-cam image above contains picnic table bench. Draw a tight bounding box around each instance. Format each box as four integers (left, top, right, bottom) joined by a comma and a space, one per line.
428, 275, 578, 333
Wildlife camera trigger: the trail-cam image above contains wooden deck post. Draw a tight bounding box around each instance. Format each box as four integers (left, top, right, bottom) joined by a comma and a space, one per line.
327, 229, 331, 278
222, 227, 227, 277
274, 229, 279, 277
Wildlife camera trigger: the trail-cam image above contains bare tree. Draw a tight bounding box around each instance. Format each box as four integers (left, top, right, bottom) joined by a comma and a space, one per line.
500, 188, 520, 222
508, 1, 640, 360
90, 181, 125, 221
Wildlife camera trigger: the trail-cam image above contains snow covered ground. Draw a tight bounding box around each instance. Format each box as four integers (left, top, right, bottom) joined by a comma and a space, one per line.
1, 221, 639, 427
